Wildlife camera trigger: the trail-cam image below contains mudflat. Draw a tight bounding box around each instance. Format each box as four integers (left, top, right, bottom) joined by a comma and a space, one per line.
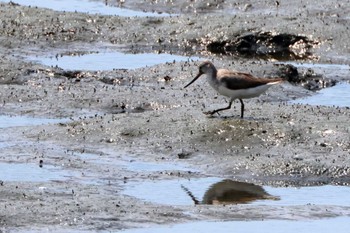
0, 0, 350, 232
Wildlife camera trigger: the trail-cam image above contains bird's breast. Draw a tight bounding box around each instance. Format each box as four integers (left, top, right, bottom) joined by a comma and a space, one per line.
206, 74, 220, 91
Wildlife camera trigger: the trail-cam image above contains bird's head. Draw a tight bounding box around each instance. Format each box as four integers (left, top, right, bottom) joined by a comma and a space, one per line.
184, 61, 216, 88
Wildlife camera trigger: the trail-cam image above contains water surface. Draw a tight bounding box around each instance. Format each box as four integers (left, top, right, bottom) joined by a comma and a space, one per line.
0, 162, 77, 182
121, 217, 350, 233
0, 115, 66, 128
123, 177, 350, 206
1, 0, 168, 17
28, 51, 198, 70
291, 82, 350, 107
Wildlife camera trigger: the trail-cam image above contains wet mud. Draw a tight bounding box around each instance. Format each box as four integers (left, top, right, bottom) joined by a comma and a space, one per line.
206, 32, 316, 60
1, 0, 350, 232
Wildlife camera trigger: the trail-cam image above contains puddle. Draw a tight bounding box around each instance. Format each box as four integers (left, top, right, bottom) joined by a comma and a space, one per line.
123, 177, 262, 205
0, 162, 77, 182
76, 152, 196, 172
1, 0, 169, 17
291, 82, 350, 107
11, 217, 350, 233
121, 217, 350, 233
260, 184, 350, 206
27, 51, 199, 70
122, 177, 350, 206
0, 115, 67, 128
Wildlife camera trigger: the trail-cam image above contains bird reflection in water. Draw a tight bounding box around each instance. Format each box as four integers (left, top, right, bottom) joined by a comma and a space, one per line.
181, 179, 280, 205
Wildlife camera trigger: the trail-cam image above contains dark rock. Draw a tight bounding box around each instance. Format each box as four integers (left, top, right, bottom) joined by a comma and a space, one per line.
206, 31, 317, 60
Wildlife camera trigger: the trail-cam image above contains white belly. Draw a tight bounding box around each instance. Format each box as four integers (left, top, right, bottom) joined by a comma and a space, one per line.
214, 83, 272, 99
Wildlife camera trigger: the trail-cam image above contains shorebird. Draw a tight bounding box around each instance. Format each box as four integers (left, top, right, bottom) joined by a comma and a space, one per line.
184, 61, 282, 118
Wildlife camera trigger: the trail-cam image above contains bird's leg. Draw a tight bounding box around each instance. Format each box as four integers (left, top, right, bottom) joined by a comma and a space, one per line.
239, 99, 244, 118
204, 100, 233, 115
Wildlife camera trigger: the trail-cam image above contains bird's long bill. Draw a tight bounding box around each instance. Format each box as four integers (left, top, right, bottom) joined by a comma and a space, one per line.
184, 72, 202, 88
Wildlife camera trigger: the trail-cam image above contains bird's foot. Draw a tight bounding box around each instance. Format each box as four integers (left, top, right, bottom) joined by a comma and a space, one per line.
203, 110, 220, 116
203, 111, 213, 115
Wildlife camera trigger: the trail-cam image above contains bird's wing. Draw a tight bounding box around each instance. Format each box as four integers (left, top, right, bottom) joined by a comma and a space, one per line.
217, 69, 281, 90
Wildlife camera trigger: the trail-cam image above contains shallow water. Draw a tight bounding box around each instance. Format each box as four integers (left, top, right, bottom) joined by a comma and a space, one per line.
291, 82, 350, 107
13, 216, 350, 233
278, 62, 350, 106
28, 51, 198, 70
121, 217, 349, 233
0, 115, 66, 128
287, 62, 350, 81
0, 162, 77, 182
0, 0, 168, 17
122, 177, 350, 206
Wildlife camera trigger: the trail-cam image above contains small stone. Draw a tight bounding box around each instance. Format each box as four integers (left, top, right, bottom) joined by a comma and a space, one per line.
164, 75, 172, 82
107, 138, 115, 143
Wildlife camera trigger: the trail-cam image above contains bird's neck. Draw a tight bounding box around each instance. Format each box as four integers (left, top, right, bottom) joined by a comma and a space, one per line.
205, 69, 219, 88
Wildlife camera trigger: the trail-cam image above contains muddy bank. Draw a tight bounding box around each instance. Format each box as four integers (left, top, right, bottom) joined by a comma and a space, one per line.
1, 1, 350, 63
1, 0, 350, 232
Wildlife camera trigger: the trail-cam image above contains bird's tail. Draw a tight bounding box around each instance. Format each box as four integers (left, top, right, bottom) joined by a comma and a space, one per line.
267, 78, 284, 85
